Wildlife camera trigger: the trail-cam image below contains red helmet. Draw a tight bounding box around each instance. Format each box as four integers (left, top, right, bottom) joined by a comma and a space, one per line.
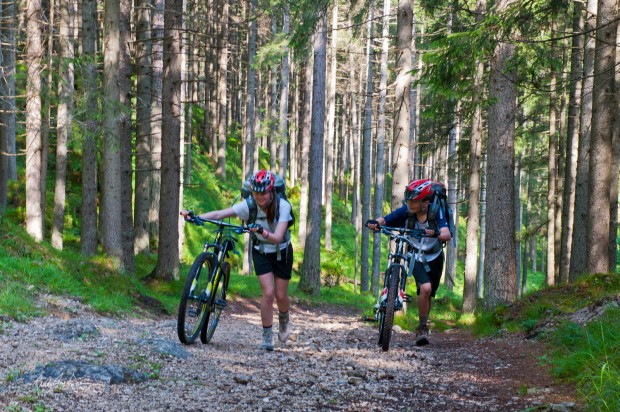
404, 179, 433, 201
250, 170, 275, 193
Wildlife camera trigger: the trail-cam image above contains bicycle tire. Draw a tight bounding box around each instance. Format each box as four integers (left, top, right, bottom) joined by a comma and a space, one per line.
177, 252, 216, 345
200, 261, 231, 344
381, 264, 402, 351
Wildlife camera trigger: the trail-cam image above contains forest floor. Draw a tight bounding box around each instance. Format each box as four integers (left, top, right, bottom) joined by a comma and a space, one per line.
0, 295, 581, 411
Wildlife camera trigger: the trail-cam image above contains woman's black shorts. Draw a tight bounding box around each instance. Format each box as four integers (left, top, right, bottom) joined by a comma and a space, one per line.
252, 243, 294, 280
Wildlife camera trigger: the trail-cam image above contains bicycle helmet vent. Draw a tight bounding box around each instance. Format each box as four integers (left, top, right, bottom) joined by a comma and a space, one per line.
404, 179, 433, 201
250, 170, 275, 193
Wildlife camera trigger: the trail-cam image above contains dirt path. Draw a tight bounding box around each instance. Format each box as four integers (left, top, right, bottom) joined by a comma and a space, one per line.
0, 296, 579, 411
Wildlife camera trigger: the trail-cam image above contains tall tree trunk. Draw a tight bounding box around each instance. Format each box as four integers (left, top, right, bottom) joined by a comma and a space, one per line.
51, 0, 75, 250
216, 0, 229, 178
0, 0, 17, 208
134, 0, 153, 254
462, 0, 485, 311
371, 0, 389, 295
360, 0, 375, 293
445, 110, 459, 290
25, 0, 44, 242
149, 0, 164, 244
559, 1, 584, 283
269, 16, 278, 171
477, 155, 487, 299
119, 0, 134, 273
40, 0, 54, 232
586, 0, 617, 274
279, 2, 291, 181
483, 7, 517, 310
546, 20, 559, 286
102, 0, 124, 265
325, 4, 338, 251
610, 25, 620, 272
570, 0, 597, 280
151, 0, 183, 281
80, 0, 99, 255
299, 12, 327, 296
391, 0, 412, 210
242, 0, 258, 275
298, 55, 312, 249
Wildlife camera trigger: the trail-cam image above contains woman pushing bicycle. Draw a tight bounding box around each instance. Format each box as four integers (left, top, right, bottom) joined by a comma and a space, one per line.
180, 169, 294, 351
366, 179, 452, 346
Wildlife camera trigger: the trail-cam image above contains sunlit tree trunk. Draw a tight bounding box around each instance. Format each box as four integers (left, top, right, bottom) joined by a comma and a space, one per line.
242, 0, 257, 275
279, 2, 291, 181
360, 0, 375, 293
325, 4, 338, 251
298, 55, 312, 249
546, 20, 559, 286
51, 0, 75, 250
149, 0, 164, 244
215, 0, 229, 178
25, 0, 44, 242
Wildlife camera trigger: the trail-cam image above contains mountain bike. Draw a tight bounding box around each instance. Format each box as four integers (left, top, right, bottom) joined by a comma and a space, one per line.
367, 225, 429, 351
177, 212, 254, 345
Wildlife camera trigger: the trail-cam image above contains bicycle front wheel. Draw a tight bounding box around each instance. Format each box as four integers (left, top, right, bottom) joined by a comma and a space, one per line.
200, 261, 231, 344
177, 252, 216, 345
381, 264, 402, 351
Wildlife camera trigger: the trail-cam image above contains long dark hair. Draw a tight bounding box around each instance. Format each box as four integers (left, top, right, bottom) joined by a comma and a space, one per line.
262, 190, 277, 224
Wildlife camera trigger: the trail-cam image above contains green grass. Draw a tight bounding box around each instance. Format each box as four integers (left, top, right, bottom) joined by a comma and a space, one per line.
1, 139, 619, 410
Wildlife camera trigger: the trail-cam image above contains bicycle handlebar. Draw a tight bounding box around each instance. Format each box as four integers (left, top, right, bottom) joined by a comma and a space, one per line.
182, 211, 257, 234
369, 225, 434, 240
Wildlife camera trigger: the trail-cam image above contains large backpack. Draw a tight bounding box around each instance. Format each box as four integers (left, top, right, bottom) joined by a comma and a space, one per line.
240, 172, 295, 229
427, 181, 455, 246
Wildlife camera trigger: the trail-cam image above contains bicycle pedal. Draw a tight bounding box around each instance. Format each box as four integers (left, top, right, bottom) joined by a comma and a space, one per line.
187, 308, 199, 318
403, 294, 413, 303
214, 299, 227, 309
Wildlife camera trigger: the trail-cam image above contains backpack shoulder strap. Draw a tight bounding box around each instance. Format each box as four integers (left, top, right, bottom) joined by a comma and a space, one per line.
245, 196, 258, 224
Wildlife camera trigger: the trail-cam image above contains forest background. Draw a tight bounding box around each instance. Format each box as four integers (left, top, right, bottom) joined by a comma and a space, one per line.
0, 0, 619, 407
1, 0, 618, 305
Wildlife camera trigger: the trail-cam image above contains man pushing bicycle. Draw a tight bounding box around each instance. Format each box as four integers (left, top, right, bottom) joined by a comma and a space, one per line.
367, 179, 452, 346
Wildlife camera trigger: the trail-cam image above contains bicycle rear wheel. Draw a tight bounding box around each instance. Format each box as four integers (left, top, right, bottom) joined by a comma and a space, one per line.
177, 252, 216, 344
380, 264, 402, 351
200, 261, 231, 344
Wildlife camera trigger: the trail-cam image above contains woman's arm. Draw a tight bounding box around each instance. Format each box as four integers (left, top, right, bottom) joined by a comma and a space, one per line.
180, 208, 237, 221
257, 220, 289, 244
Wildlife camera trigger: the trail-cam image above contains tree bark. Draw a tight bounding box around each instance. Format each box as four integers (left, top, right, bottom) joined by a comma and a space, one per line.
570, 0, 597, 279
80, 0, 99, 255
216, 0, 229, 178
51, 0, 75, 250
559, 2, 584, 283
360, 0, 375, 293
102, 0, 124, 265
391, 0, 412, 210
298, 56, 312, 249
134, 0, 153, 255
279, 2, 291, 181
25, 0, 44, 242
546, 20, 559, 286
299, 12, 327, 296
483, 11, 517, 310
325, 4, 338, 252
586, 0, 617, 274
152, 0, 183, 281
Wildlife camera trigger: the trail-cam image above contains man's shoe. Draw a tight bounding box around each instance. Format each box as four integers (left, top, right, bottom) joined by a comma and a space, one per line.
261, 327, 274, 351
278, 311, 290, 343
415, 324, 430, 346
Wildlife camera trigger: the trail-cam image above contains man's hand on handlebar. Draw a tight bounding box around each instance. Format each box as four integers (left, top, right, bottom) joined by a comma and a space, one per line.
366, 219, 380, 231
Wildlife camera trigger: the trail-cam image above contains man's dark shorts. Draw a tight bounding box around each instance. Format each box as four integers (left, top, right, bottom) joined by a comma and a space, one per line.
252, 243, 294, 280
411, 252, 444, 297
